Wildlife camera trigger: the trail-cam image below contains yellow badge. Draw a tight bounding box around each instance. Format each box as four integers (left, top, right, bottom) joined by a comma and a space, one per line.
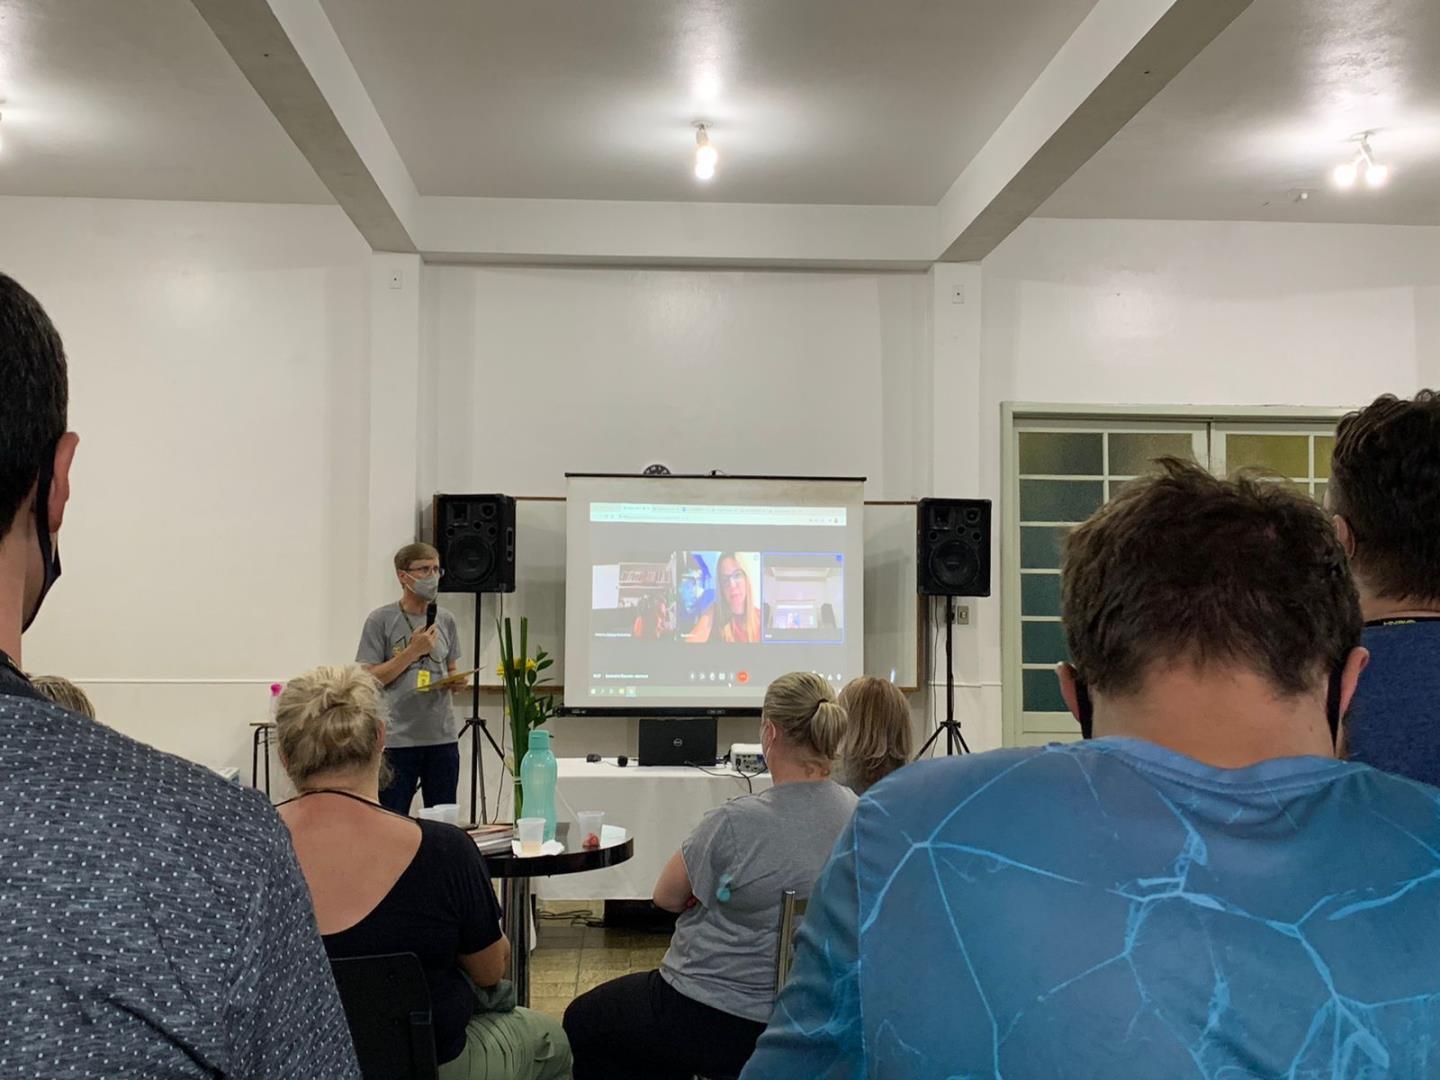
417, 669, 432, 690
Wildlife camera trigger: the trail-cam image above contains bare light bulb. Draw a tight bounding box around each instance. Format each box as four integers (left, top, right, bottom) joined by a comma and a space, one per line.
693, 125, 717, 181
1365, 161, 1389, 187
1333, 160, 1358, 188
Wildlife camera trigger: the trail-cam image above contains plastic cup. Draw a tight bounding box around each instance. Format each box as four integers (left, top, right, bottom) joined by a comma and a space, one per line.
577, 810, 605, 850
517, 817, 545, 856
418, 803, 460, 826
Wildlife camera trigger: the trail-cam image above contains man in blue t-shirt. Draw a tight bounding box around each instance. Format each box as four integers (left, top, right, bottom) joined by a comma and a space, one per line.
743, 460, 1440, 1079
1327, 391, 1440, 783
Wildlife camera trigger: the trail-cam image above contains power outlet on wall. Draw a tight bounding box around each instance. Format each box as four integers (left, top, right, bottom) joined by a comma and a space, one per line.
953, 603, 971, 626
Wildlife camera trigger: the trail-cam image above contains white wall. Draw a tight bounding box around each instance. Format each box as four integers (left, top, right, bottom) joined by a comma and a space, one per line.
421, 264, 936, 799
950, 216, 1440, 748
422, 265, 931, 499
4, 197, 372, 787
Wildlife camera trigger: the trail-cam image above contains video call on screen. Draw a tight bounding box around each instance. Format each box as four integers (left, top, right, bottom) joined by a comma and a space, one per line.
580, 503, 854, 705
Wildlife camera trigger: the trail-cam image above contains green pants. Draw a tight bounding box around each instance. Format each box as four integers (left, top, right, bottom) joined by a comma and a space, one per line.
437, 1007, 572, 1080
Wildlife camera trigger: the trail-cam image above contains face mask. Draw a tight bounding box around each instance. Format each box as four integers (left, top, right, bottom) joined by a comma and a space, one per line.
407, 573, 439, 602
23, 445, 62, 633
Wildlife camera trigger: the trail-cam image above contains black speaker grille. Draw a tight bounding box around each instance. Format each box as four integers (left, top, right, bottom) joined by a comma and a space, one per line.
434, 494, 517, 593
917, 497, 991, 597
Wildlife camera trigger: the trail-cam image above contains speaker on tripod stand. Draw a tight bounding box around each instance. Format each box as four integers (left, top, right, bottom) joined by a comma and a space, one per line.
915, 498, 991, 758
433, 494, 516, 824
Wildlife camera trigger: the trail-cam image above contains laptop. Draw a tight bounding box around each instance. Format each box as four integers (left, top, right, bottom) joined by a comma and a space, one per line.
638, 717, 719, 767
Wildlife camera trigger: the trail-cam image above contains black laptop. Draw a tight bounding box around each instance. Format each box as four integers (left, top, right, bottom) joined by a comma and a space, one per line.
638, 717, 719, 767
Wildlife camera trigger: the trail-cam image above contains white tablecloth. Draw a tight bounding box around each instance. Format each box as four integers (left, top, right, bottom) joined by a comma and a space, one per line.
498, 759, 772, 901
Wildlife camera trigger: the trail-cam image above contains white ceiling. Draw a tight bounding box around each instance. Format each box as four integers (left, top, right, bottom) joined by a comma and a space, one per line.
0, 0, 330, 203
1040, 0, 1440, 225
317, 0, 1097, 205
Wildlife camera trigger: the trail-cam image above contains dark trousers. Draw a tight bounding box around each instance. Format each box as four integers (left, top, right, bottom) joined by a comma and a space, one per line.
563, 969, 767, 1080
379, 743, 460, 815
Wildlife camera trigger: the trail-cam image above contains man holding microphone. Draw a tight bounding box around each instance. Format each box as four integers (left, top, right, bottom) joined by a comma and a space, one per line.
357, 542, 464, 813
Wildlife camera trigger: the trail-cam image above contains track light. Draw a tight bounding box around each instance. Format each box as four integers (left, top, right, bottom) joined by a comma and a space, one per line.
1334, 133, 1389, 191
694, 124, 717, 181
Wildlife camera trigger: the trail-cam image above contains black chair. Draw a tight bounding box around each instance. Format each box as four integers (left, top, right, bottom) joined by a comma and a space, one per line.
330, 953, 439, 1080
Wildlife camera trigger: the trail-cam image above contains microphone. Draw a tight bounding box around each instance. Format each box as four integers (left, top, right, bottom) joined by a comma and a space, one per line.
425, 602, 437, 629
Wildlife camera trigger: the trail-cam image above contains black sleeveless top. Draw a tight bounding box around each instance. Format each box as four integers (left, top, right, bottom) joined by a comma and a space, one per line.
299, 802, 502, 1064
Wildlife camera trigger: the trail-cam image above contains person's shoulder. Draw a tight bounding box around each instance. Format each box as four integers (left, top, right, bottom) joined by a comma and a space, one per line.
860, 745, 1058, 824
438, 607, 461, 629
5, 700, 288, 858
418, 817, 477, 855
363, 603, 397, 626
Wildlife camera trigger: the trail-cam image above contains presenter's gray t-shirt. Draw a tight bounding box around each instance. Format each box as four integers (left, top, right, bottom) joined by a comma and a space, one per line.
356, 602, 463, 748
661, 780, 857, 1022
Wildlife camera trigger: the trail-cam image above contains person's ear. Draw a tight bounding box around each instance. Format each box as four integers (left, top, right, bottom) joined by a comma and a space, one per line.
47, 433, 79, 532
1336, 646, 1370, 718
1056, 662, 1082, 722
1332, 515, 1357, 560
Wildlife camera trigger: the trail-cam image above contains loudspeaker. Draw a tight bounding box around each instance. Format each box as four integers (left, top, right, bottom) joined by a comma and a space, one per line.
917, 498, 991, 597
432, 494, 516, 593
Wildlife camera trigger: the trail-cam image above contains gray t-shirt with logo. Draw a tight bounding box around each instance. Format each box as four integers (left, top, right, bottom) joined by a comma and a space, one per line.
355, 602, 463, 748
661, 780, 858, 1022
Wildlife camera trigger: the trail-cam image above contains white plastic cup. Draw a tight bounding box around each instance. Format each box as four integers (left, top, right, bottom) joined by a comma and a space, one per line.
577, 810, 605, 850
417, 803, 460, 826
517, 817, 545, 856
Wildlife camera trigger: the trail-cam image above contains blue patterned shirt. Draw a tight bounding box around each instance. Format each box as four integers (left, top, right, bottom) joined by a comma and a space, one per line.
0, 680, 360, 1078
743, 738, 1440, 1079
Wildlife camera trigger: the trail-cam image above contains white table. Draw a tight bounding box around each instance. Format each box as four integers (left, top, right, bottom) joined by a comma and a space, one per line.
498, 759, 772, 900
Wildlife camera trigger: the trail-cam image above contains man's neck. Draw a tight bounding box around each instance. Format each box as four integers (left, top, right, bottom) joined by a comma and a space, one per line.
1091, 666, 1334, 768
1360, 591, 1440, 623
398, 591, 427, 616
0, 551, 25, 665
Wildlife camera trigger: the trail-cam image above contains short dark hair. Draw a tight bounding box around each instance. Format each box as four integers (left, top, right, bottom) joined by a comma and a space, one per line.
1330, 391, 1440, 605
0, 274, 68, 541
393, 541, 439, 572
1061, 459, 1361, 698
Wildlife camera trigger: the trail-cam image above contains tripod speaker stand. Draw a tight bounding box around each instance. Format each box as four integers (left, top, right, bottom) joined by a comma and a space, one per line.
915, 595, 971, 758
459, 593, 506, 824
914, 497, 990, 759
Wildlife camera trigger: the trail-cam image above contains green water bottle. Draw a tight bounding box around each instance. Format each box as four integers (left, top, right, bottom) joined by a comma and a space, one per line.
520, 729, 558, 842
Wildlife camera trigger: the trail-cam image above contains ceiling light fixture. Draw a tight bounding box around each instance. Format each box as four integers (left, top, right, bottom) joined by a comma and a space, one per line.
694, 123, 717, 181
1333, 133, 1388, 190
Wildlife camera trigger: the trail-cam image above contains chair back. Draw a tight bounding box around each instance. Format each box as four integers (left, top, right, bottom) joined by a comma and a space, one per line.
775, 889, 810, 991
329, 952, 440, 1080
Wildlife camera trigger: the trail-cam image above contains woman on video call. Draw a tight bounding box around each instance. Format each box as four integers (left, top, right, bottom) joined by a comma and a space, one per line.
685, 552, 762, 643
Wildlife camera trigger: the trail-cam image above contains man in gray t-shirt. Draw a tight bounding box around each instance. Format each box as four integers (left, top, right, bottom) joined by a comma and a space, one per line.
356, 541, 464, 813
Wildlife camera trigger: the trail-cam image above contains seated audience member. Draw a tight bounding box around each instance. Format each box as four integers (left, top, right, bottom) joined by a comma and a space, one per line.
1328, 391, 1440, 781
31, 673, 96, 719
274, 665, 570, 1080
833, 675, 912, 796
0, 272, 358, 1077
743, 460, 1440, 1079
564, 671, 856, 1079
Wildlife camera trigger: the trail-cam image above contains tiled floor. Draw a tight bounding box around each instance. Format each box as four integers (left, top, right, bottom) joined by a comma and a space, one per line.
528, 905, 674, 1022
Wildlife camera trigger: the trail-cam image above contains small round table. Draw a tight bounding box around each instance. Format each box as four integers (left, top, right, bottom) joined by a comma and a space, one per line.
483, 823, 635, 1006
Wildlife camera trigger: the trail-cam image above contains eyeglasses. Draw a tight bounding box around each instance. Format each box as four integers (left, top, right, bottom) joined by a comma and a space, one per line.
406, 567, 444, 579
722, 571, 747, 586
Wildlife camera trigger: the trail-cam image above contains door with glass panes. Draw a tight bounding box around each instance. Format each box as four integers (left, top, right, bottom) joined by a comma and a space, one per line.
1005, 416, 1338, 748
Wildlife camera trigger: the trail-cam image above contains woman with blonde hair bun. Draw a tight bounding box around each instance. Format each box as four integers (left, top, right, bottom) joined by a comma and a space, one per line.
564, 671, 857, 1079
273, 664, 570, 1080
834, 676, 913, 795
